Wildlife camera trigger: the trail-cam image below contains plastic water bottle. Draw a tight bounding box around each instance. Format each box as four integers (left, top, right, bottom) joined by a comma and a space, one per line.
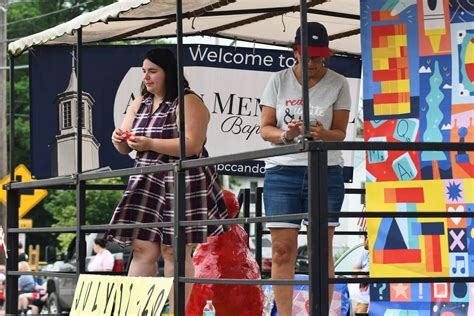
262, 286, 275, 316
203, 300, 216, 315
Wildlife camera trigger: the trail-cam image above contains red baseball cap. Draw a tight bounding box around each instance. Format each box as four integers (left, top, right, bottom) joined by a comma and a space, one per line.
295, 22, 332, 57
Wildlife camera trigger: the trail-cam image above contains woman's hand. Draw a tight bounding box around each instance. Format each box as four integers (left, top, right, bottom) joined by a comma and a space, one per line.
309, 121, 327, 140
286, 119, 303, 140
307, 110, 350, 141
111, 128, 125, 145
127, 135, 151, 152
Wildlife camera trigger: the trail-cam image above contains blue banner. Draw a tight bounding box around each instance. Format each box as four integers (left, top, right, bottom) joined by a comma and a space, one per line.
29, 44, 361, 179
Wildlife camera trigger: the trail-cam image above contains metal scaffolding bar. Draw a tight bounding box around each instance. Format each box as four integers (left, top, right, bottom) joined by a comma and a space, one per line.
174, 1, 186, 315
75, 28, 87, 278
4, 2, 474, 314
5, 53, 18, 315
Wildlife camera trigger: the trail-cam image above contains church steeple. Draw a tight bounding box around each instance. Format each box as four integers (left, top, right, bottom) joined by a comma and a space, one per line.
64, 50, 77, 93
51, 49, 100, 176
64, 67, 77, 93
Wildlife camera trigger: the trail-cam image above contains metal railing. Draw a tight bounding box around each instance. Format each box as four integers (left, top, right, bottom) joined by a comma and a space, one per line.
5, 0, 474, 314
4, 140, 474, 315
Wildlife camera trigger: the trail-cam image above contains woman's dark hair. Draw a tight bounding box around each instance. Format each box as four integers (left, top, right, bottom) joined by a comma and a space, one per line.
94, 238, 107, 249
140, 48, 189, 102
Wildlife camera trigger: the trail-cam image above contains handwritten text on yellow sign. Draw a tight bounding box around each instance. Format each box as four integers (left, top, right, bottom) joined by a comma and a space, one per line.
70, 275, 173, 316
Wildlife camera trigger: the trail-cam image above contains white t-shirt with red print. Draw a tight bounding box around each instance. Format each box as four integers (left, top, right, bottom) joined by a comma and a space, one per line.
260, 67, 351, 167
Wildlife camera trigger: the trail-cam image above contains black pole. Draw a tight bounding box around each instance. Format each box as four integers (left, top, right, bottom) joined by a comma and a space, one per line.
6, 189, 19, 314
76, 28, 83, 174
75, 28, 86, 275
8, 56, 14, 179
299, 1, 320, 313
299, 0, 310, 137
5, 55, 19, 315
174, 0, 186, 315
318, 150, 329, 315
243, 188, 250, 236
174, 170, 186, 316
176, 0, 186, 159
308, 148, 329, 315
255, 187, 263, 270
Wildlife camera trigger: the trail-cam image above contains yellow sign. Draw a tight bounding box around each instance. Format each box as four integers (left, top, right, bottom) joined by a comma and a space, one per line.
19, 219, 33, 228
0, 164, 48, 218
70, 275, 173, 316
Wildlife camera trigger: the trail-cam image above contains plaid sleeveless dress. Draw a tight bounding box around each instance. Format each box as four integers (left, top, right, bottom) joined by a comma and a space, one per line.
106, 92, 228, 246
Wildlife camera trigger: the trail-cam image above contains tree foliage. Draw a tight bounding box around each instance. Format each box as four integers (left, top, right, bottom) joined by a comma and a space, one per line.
7, 0, 116, 41
7, 0, 118, 164
44, 178, 125, 252
6, 0, 120, 253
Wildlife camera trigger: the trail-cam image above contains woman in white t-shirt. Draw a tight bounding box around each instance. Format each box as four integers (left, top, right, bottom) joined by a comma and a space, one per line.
260, 22, 351, 315
88, 238, 115, 272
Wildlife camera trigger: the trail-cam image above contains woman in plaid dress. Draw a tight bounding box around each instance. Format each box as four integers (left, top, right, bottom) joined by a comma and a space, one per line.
108, 48, 228, 310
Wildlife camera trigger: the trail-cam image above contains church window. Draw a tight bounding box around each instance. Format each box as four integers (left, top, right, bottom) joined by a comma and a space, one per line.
63, 101, 72, 128
88, 105, 93, 132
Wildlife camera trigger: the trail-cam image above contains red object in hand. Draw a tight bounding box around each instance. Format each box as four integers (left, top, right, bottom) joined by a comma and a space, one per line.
123, 131, 134, 141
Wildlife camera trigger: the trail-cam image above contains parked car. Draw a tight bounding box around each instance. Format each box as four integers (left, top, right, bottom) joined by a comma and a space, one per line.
249, 236, 272, 272
295, 243, 364, 274
44, 234, 133, 314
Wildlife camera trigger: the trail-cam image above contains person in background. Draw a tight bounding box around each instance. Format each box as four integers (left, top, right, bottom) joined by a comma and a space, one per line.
18, 242, 28, 263
18, 261, 35, 314
106, 48, 228, 313
260, 22, 351, 315
18, 282, 47, 314
87, 238, 115, 272
0, 264, 5, 309
352, 234, 370, 314
29, 292, 48, 314
18, 262, 35, 294
0, 264, 5, 283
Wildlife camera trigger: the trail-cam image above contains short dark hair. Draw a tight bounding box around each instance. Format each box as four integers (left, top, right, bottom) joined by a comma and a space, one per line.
18, 242, 23, 249
94, 238, 107, 249
140, 48, 189, 102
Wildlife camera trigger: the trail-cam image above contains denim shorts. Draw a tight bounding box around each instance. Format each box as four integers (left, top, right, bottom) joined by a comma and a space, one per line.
263, 165, 345, 228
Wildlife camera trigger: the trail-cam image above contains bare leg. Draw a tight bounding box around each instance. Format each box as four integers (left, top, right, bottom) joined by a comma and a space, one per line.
128, 239, 161, 277
270, 228, 299, 316
355, 302, 369, 313
18, 294, 29, 311
328, 227, 335, 307
30, 305, 39, 314
162, 244, 195, 314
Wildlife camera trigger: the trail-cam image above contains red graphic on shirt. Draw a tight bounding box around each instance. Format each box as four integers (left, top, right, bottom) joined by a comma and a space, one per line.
285, 99, 304, 107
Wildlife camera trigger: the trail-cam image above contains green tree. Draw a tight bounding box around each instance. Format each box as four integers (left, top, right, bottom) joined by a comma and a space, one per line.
44, 178, 125, 252
7, 0, 117, 161
8, 0, 116, 41
6, 0, 119, 258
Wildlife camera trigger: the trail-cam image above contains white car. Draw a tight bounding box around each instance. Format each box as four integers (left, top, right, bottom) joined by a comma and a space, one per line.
249, 236, 273, 272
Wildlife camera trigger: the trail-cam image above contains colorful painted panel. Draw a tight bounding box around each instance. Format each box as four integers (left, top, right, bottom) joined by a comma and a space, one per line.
367, 178, 474, 313
370, 282, 473, 315
362, 0, 474, 314
367, 179, 474, 277
362, 0, 474, 183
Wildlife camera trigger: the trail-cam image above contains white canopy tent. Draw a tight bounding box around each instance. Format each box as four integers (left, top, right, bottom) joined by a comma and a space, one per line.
6, 2, 363, 314
8, 0, 361, 56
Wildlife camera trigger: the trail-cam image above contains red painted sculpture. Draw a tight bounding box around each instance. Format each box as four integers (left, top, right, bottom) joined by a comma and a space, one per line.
186, 190, 264, 315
